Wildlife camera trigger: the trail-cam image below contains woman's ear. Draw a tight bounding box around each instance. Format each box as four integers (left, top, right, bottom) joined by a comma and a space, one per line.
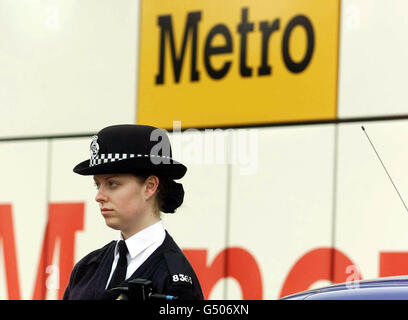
143, 175, 159, 201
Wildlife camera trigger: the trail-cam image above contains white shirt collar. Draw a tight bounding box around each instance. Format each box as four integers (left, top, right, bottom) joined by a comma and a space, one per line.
115, 220, 165, 259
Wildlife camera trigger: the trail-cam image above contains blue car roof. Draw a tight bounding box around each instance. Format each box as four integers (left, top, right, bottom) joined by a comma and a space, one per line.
280, 276, 408, 300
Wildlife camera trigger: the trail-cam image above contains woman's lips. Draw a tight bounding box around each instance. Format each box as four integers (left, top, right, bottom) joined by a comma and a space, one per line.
101, 208, 114, 215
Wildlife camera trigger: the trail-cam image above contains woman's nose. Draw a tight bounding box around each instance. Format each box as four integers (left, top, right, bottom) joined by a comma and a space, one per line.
95, 187, 108, 203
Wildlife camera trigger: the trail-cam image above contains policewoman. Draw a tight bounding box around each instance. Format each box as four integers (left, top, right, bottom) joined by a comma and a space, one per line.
63, 124, 203, 300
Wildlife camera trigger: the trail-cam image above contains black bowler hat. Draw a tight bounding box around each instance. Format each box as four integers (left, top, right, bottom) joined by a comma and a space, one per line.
73, 124, 187, 179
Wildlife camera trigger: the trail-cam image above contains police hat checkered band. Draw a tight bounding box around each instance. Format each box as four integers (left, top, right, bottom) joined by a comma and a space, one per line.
89, 153, 172, 167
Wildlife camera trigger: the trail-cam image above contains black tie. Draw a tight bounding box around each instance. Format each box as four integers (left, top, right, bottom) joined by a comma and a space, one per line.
108, 240, 128, 289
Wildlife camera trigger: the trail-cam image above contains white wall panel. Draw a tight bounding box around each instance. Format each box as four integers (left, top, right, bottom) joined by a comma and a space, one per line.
335, 121, 408, 280
338, 0, 408, 118
0, 140, 48, 300
0, 0, 139, 138
163, 130, 230, 299
228, 125, 336, 299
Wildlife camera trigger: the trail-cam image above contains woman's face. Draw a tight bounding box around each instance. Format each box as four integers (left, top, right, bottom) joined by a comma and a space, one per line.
93, 173, 148, 235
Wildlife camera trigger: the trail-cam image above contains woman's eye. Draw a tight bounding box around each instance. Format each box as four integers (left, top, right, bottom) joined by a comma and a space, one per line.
108, 181, 118, 187
94, 182, 100, 189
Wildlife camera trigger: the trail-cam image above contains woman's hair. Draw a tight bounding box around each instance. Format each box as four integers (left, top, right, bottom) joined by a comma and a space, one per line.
135, 174, 184, 214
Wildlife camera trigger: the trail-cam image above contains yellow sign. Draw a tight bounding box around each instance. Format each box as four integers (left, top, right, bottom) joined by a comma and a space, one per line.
137, 0, 339, 129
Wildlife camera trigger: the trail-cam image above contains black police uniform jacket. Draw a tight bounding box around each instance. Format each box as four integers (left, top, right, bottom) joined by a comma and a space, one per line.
63, 231, 203, 300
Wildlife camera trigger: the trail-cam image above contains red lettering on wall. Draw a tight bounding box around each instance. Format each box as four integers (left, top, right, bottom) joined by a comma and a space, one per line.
32, 203, 84, 300
279, 247, 362, 298
0, 204, 21, 300
184, 247, 263, 299
379, 252, 408, 277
